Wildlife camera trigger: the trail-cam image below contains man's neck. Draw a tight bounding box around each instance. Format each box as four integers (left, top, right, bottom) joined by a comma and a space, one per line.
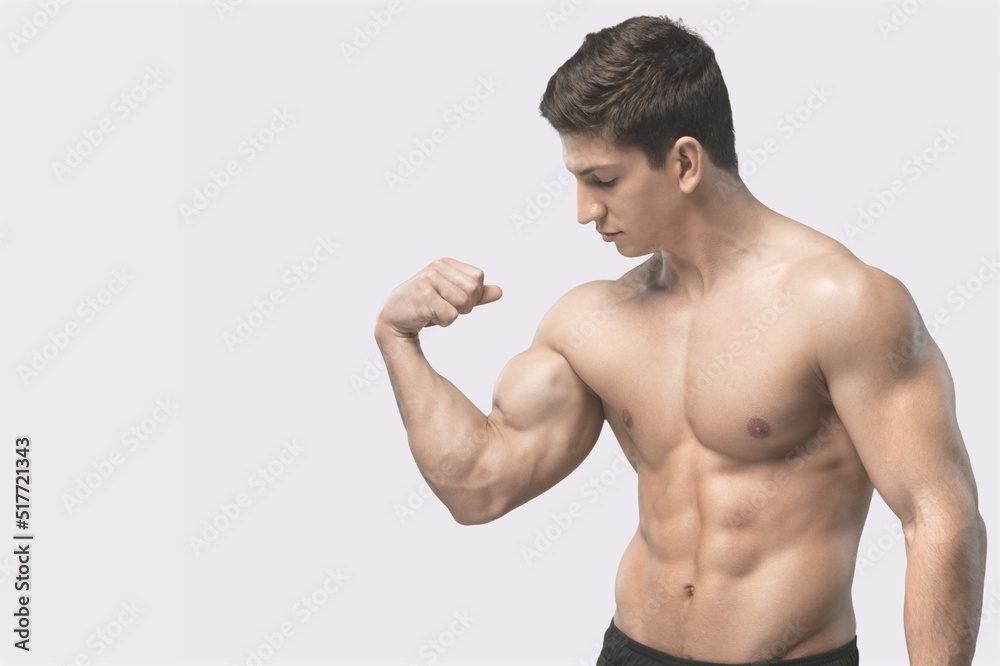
651, 178, 773, 297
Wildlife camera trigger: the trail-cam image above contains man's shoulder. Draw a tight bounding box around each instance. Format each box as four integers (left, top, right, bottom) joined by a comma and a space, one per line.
785, 243, 914, 329
533, 259, 662, 352
782, 240, 922, 374
532, 279, 618, 348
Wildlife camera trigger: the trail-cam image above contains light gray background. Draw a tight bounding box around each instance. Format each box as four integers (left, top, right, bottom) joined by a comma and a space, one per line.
0, 0, 997, 664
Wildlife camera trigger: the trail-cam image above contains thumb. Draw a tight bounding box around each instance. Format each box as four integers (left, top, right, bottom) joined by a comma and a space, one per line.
478, 284, 503, 306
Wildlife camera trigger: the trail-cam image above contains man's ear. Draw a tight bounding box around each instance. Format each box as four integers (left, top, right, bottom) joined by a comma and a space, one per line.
672, 136, 703, 194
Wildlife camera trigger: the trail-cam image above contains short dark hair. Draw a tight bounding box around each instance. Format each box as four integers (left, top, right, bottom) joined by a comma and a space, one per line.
539, 15, 739, 174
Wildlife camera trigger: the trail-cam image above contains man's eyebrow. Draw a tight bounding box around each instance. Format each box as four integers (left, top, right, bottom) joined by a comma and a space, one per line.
568, 163, 616, 176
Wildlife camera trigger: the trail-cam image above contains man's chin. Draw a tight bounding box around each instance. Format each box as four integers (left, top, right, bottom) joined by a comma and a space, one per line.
615, 243, 649, 259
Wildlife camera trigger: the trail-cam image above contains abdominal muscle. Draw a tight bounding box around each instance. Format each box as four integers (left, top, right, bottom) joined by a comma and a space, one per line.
611, 443, 872, 662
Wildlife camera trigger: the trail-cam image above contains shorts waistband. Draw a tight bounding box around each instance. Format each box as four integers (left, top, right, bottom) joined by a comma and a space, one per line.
598, 619, 859, 666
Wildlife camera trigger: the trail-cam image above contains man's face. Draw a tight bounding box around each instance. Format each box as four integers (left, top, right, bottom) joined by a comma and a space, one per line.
561, 130, 679, 258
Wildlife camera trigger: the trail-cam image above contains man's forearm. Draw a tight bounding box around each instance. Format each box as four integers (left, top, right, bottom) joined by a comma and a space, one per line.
903, 510, 987, 666
376, 325, 496, 522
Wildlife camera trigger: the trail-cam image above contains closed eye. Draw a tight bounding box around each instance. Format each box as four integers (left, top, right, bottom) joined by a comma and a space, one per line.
592, 177, 617, 188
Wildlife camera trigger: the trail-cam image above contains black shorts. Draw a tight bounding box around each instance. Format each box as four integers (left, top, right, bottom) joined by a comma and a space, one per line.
597, 620, 859, 666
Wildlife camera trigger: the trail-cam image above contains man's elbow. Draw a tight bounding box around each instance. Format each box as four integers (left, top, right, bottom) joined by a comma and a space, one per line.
907, 495, 987, 552
438, 434, 517, 525
441, 471, 518, 525
969, 510, 988, 553
450, 508, 499, 526
447, 494, 512, 526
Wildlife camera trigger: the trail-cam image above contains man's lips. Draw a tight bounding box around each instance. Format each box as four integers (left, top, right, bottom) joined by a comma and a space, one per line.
600, 230, 622, 242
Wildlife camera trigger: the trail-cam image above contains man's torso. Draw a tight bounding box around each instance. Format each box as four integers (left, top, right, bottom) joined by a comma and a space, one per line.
554, 220, 875, 662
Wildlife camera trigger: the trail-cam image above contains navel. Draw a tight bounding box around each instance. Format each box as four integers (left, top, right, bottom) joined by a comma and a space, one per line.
746, 417, 771, 439
685, 584, 695, 597
622, 409, 633, 429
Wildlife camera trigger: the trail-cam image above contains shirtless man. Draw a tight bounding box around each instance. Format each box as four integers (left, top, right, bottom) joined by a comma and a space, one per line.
375, 16, 987, 666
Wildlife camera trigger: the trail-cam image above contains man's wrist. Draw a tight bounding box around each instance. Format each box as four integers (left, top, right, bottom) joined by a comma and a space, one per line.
374, 319, 420, 349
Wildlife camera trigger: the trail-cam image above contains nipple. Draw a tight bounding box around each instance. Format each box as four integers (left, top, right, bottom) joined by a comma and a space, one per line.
746, 417, 771, 438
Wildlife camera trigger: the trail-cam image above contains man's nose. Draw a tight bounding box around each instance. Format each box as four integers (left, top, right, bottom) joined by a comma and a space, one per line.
577, 188, 607, 225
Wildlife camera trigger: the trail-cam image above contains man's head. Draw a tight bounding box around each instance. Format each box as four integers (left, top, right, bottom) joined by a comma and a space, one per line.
539, 15, 738, 175
539, 16, 743, 257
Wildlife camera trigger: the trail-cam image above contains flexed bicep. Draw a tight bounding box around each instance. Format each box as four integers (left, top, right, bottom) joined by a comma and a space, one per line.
484, 342, 605, 516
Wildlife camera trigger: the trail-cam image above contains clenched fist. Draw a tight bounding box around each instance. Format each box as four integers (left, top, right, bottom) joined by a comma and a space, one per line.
376, 258, 503, 338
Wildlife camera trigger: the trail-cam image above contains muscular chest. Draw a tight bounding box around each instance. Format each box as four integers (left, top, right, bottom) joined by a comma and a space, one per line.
567, 286, 828, 464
